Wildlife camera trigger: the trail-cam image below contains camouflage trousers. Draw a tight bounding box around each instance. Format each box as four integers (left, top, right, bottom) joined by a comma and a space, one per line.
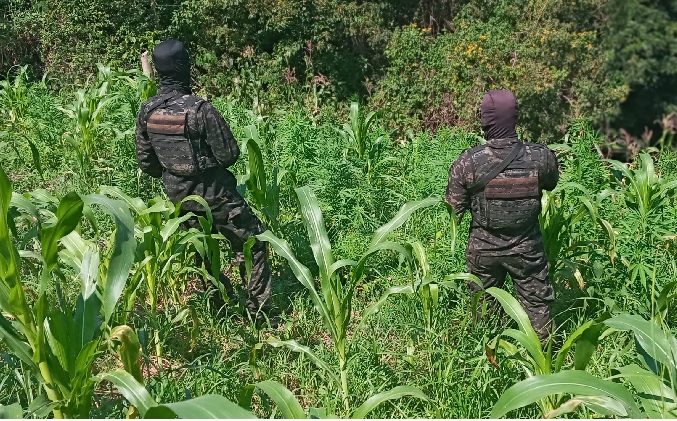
466, 249, 555, 341
180, 190, 272, 320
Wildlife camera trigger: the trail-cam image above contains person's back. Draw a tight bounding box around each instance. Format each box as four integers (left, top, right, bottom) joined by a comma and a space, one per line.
137, 88, 240, 212
135, 39, 273, 325
445, 89, 559, 342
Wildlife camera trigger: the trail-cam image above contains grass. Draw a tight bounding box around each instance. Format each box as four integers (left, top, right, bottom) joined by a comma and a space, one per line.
1, 71, 676, 418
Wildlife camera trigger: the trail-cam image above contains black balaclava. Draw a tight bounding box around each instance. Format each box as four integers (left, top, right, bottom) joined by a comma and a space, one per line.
152, 39, 192, 94
481, 89, 519, 140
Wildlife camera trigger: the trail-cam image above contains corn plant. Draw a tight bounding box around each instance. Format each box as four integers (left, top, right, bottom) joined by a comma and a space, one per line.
106, 368, 425, 419
100, 186, 223, 366
0, 65, 44, 179
0, 66, 29, 159
240, 124, 287, 233
604, 312, 677, 418
491, 285, 677, 418
117, 69, 157, 122
361, 239, 479, 331
338, 101, 384, 180
539, 182, 616, 286
243, 379, 426, 418
256, 186, 438, 411
606, 152, 677, 239
59, 67, 118, 184
91, 369, 256, 419
486, 288, 642, 418
0, 167, 136, 418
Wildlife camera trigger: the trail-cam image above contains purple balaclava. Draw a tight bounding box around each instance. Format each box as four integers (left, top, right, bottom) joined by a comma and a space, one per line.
481, 90, 519, 140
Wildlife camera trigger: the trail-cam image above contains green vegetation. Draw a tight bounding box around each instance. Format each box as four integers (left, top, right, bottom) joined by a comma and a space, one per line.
1, 1, 677, 416
3, 0, 676, 143
1, 62, 676, 418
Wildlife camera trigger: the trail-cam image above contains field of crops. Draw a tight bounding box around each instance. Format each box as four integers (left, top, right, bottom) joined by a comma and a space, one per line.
1, 66, 677, 419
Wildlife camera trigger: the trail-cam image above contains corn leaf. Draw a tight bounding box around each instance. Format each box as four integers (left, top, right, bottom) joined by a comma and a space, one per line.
351, 386, 428, 419
255, 380, 306, 419
491, 370, 641, 418
101, 370, 157, 417
82, 194, 135, 324
146, 395, 257, 419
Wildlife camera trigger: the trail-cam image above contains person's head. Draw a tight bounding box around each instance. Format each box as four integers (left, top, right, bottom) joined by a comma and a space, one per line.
480, 89, 519, 140
152, 39, 191, 93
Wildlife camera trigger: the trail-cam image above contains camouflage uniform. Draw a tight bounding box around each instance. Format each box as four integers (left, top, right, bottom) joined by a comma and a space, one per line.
135, 39, 271, 320
445, 90, 559, 341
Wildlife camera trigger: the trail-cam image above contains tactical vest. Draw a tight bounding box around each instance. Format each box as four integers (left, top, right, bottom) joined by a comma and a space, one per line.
144, 93, 219, 177
469, 144, 543, 231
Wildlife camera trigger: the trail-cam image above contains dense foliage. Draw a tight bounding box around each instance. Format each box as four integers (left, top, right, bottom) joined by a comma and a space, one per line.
1, 65, 676, 418
1, 0, 676, 142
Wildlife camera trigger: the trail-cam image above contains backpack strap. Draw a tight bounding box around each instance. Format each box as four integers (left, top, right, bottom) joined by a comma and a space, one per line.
468, 140, 523, 195
144, 91, 178, 116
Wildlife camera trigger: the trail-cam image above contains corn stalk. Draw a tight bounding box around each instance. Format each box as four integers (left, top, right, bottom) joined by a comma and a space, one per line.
257, 186, 440, 412
0, 167, 136, 418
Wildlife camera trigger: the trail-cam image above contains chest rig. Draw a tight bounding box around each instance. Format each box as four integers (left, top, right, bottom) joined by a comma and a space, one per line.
468, 141, 542, 231
144, 92, 218, 177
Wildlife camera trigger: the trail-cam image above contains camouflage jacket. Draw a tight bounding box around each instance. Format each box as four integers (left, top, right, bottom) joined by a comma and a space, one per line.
445, 137, 559, 255
135, 88, 240, 210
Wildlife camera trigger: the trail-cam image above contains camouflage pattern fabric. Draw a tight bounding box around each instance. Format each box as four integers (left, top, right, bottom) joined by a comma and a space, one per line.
466, 249, 555, 341
180, 189, 272, 319
136, 87, 272, 320
446, 131, 559, 341
446, 137, 559, 254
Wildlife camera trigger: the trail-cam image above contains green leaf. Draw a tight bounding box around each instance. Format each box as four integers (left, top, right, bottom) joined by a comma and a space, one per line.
368, 197, 441, 249
0, 314, 41, 379
160, 213, 193, 243
101, 370, 157, 417
26, 394, 54, 418
26, 136, 44, 180
109, 325, 143, 383
656, 281, 677, 314
351, 386, 428, 419
10, 192, 39, 221
485, 287, 545, 369
73, 247, 102, 351
0, 402, 23, 418
295, 186, 336, 315
573, 321, 608, 371
255, 380, 306, 419
554, 319, 594, 372
245, 136, 267, 196
605, 314, 677, 377
257, 230, 335, 340
82, 194, 136, 324
613, 364, 677, 417
45, 308, 75, 375
39, 192, 83, 291
544, 395, 629, 418
490, 370, 641, 418
145, 395, 257, 419
266, 337, 339, 385
358, 285, 415, 331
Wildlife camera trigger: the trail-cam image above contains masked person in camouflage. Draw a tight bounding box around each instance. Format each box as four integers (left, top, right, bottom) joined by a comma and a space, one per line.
445, 90, 559, 342
135, 39, 272, 324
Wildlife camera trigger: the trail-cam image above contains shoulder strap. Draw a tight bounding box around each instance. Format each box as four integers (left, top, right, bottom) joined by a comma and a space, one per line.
144, 91, 179, 117
468, 140, 523, 194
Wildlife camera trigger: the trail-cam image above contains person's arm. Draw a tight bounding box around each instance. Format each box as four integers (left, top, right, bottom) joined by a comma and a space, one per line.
199, 102, 240, 167
135, 105, 163, 178
540, 147, 559, 191
445, 152, 471, 221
